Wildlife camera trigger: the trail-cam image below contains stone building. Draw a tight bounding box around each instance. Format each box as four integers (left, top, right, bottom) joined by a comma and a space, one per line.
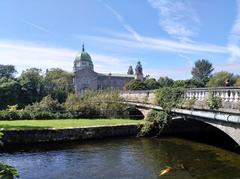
73, 45, 144, 94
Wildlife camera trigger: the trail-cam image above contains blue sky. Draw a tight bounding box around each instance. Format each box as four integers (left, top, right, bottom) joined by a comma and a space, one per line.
0, 0, 240, 79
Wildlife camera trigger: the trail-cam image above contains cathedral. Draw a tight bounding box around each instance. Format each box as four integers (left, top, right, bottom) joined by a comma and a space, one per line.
73, 45, 144, 94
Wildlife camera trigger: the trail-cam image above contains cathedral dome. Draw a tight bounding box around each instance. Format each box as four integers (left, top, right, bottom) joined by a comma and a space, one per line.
75, 51, 92, 62
74, 44, 94, 71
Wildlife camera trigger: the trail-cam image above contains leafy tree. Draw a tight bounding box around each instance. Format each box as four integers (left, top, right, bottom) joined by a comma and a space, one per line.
155, 87, 184, 112
25, 95, 62, 112
0, 65, 16, 78
173, 79, 205, 88
18, 68, 44, 105
158, 76, 174, 87
234, 76, 240, 86
139, 110, 168, 137
124, 79, 147, 90
0, 78, 21, 109
43, 68, 73, 103
207, 71, 236, 87
144, 78, 160, 90
191, 59, 214, 84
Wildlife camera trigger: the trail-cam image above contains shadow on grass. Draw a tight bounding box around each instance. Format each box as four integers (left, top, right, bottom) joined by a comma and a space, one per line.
0, 124, 53, 130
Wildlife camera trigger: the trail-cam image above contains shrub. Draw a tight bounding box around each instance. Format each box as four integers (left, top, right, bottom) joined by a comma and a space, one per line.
139, 110, 169, 137
0, 111, 19, 120
0, 162, 19, 179
207, 71, 236, 87
182, 97, 196, 109
155, 87, 184, 112
25, 95, 62, 112
206, 93, 222, 110
18, 110, 32, 120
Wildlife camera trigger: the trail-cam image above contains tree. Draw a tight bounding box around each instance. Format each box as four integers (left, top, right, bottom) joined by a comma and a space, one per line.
25, 95, 62, 112
158, 76, 174, 87
144, 78, 160, 90
43, 68, 73, 103
124, 79, 147, 90
0, 65, 16, 78
18, 68, 44, 105
235, 76, 240, 86
0, 77, 21, 109
173, 79, 205, 88
191, 59, 214, 83
207, 71, 236, 87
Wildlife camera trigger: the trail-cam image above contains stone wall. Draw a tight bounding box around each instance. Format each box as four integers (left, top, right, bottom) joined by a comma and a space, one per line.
97, 75, 134, 90
2, 124, 141, 144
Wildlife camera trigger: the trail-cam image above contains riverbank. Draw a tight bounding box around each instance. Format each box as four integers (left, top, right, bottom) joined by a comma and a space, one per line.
0, 119, 143, 144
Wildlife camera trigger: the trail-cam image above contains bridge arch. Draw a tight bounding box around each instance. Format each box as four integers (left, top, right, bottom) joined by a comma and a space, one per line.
162, 117, 239, 148
125, 107, 145, 120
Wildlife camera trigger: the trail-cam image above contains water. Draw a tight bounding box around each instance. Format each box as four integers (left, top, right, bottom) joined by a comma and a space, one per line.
0, 137, 240, 179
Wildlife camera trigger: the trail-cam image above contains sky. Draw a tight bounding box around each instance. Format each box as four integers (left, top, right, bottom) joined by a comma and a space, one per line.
0, 0, 240, 79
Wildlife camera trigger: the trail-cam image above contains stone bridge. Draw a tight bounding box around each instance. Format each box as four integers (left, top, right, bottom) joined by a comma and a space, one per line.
120, 87, 240, 146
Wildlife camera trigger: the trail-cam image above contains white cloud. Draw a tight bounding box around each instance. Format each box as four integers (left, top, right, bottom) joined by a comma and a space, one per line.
79, 33, 228, 54
228, 0, 240, 62
21, 19, 49, 33
102, 2, 144, 44
0, 40, 136, 75
148, 0, 200, 41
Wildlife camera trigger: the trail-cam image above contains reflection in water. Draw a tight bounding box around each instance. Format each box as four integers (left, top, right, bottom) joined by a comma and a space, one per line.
0, 137, 240, 179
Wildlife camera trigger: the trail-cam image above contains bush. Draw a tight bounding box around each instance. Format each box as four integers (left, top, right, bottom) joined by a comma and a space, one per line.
124, 79, 147, 90
208, 71, 236, 87
0, 111, 19, 120
139, 110, 169, 137
206, 93, 222, 110
155, 87, 184, 112
0, 162, 19, 179
182, 98, 196, 109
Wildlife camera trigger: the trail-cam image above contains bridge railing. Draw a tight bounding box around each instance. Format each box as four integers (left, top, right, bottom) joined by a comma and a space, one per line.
184, 87, 240, 103
120, 87, 240, 112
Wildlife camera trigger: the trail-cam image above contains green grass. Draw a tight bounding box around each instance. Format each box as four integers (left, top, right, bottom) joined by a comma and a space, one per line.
0, 119, 144, 130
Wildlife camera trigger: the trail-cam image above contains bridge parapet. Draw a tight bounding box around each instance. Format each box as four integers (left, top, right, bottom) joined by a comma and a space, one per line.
120, 87, 240, 113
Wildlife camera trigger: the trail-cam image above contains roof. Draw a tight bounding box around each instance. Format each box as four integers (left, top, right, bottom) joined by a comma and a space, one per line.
98, 73, 135, 78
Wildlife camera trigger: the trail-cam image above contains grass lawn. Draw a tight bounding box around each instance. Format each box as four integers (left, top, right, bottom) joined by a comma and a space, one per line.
0, 119, 144, 130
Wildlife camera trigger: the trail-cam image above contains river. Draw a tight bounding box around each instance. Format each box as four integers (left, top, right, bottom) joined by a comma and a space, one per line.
0, 137, 240, 179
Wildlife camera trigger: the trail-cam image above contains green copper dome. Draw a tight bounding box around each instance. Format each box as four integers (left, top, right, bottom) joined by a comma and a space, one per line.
75, 45, 92, 62
74, 44, 94, 71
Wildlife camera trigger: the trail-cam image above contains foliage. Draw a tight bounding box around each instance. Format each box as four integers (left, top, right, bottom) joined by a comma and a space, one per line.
173, 79, 205, 88
0, 163, 19, 179
143, 78, 160, 90
191, 59, 214, 84
43, 68, 73, 103
206, 93, 222, 110
0, 65, 16, 79
234, 76, 240, 86
155, 87, 184, 112
25, 95, 62, 112
182, 98, 196, 109
124, 79, 147, 90
65, 90, 128, 118
0, 78, 21, 110
0, 131, 19, 179
18, 68, 44, 105
207, 71, 236, 87
158, 76, 174, 87
139, 110, 168, 137
6, 105, 18, 111
0, 110, 74, 120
